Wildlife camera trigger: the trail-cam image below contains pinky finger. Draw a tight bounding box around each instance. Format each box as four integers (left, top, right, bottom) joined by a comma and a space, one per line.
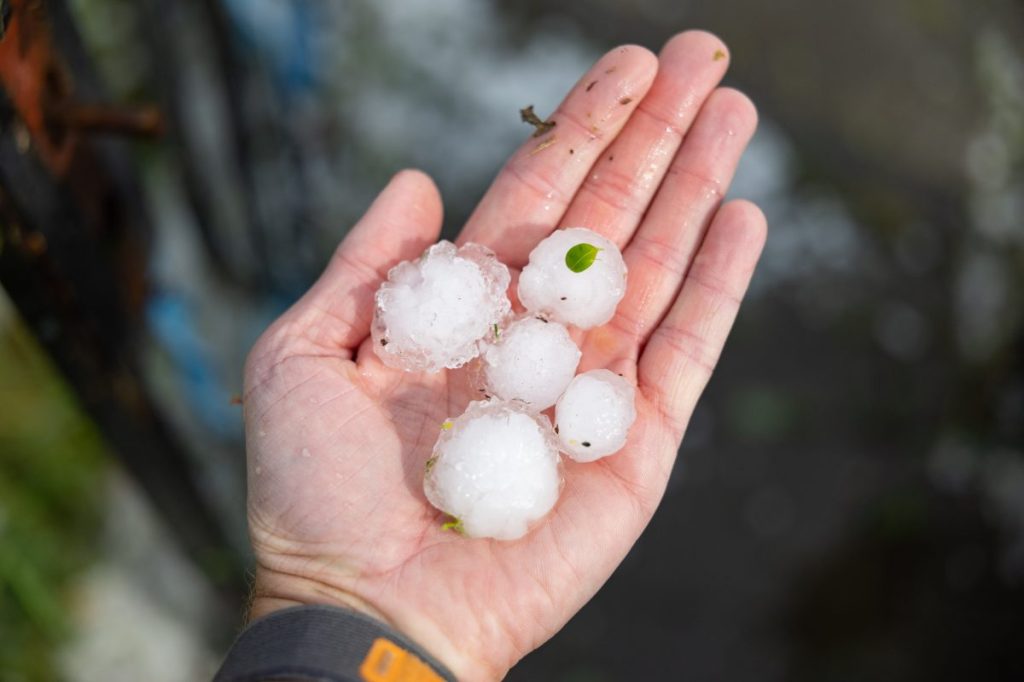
637, 200, 766, 437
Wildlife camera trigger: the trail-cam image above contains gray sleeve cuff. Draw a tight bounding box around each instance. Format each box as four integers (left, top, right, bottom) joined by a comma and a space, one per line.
213, 604, 456, 682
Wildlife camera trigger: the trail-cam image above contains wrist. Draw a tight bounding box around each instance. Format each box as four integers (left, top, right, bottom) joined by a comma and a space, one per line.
249, 567, 387, 625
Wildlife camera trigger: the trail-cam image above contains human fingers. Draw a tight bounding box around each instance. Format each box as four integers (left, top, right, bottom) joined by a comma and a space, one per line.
254, 170, 444, 363
610, 87, 758, 350
637, 199, 766, 437
558, 31, 731, 248
456, 45, 658, 267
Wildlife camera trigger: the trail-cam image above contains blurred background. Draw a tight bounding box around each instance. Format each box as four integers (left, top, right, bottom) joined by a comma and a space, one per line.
1, 0, 1022, 679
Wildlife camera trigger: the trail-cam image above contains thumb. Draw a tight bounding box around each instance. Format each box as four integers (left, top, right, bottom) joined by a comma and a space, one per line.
276, 169, 444, 354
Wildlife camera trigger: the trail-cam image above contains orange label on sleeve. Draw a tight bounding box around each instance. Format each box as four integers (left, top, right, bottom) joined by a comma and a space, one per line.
359, 637, 444, 682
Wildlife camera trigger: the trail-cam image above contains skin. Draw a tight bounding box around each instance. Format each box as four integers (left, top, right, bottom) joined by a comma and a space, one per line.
244, 30, 766, 681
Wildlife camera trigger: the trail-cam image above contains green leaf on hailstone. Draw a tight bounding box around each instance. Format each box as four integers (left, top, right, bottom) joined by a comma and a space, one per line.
565, 243, 601, 273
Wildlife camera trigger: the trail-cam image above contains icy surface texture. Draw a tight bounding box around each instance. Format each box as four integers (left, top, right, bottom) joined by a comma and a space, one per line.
517, 227, 627, 329
555, 369, 637, 462
424, 399, 562, 540
482, 316, 581, 411
372, 241, 511, 372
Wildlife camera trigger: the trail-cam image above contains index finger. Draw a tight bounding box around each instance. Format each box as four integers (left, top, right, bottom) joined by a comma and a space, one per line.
456, 45, 658, 267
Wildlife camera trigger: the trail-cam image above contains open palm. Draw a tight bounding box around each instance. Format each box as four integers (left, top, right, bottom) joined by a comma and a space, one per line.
242, 31, 766, 681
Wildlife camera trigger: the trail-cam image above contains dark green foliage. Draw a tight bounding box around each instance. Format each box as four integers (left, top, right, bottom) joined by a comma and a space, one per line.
0, 316, 107, 680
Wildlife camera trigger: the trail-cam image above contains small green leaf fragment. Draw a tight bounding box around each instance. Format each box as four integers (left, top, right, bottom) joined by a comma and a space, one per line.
565, 243, 602, 273
493, 323, 500, 339
442, 517, 465, 534
425, 456, 438, 472
441, 420, 454, 431
713, 49, 727, 61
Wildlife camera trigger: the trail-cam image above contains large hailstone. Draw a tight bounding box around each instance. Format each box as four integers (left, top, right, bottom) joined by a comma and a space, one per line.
482, 316, 581, 411
372, 241, 510, 372
555, 369, 637, 462
518, 227, 627, 329
424, 400, 562, 540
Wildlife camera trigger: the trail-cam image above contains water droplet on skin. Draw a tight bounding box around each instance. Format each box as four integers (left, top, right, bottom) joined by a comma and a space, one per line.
301, 447, 312, 458
254, 466, 262, 475
640, 163, 658, 185
257, 429, 266, 438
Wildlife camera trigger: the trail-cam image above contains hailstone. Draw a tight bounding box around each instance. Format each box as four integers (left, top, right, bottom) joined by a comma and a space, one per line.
555, 369, 637, 462
481, 316, 581, 411
517, 227, 627, 329
372, 241, 510, 372
424, 399, 562, 540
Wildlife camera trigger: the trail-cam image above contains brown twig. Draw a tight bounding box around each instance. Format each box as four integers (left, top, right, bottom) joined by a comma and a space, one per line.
519, 104, 556, 137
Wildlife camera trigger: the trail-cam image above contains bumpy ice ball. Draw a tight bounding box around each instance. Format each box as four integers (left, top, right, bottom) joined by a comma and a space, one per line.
482, 316, 581, 411
372, 241, 510, 372
555, 369, 637, 462
424, 399, 562, 540
517, 227, 627, 329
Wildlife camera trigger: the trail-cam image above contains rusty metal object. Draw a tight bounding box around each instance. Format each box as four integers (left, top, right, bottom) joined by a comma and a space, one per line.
0, 0, 163, 176
50, 101, 165, 136
0, 0, 76, 173
0, 0, 242, 610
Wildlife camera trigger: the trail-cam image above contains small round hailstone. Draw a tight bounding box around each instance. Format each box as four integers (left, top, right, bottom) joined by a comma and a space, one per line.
424, 399, 562, 540
517, 227, 627, 329
372, 241, 510, 372
482, 316, 581, 411
555, 369, 637, 462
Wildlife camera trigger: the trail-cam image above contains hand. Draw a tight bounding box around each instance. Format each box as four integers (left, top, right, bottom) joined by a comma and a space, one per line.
243, 30, 765, 681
